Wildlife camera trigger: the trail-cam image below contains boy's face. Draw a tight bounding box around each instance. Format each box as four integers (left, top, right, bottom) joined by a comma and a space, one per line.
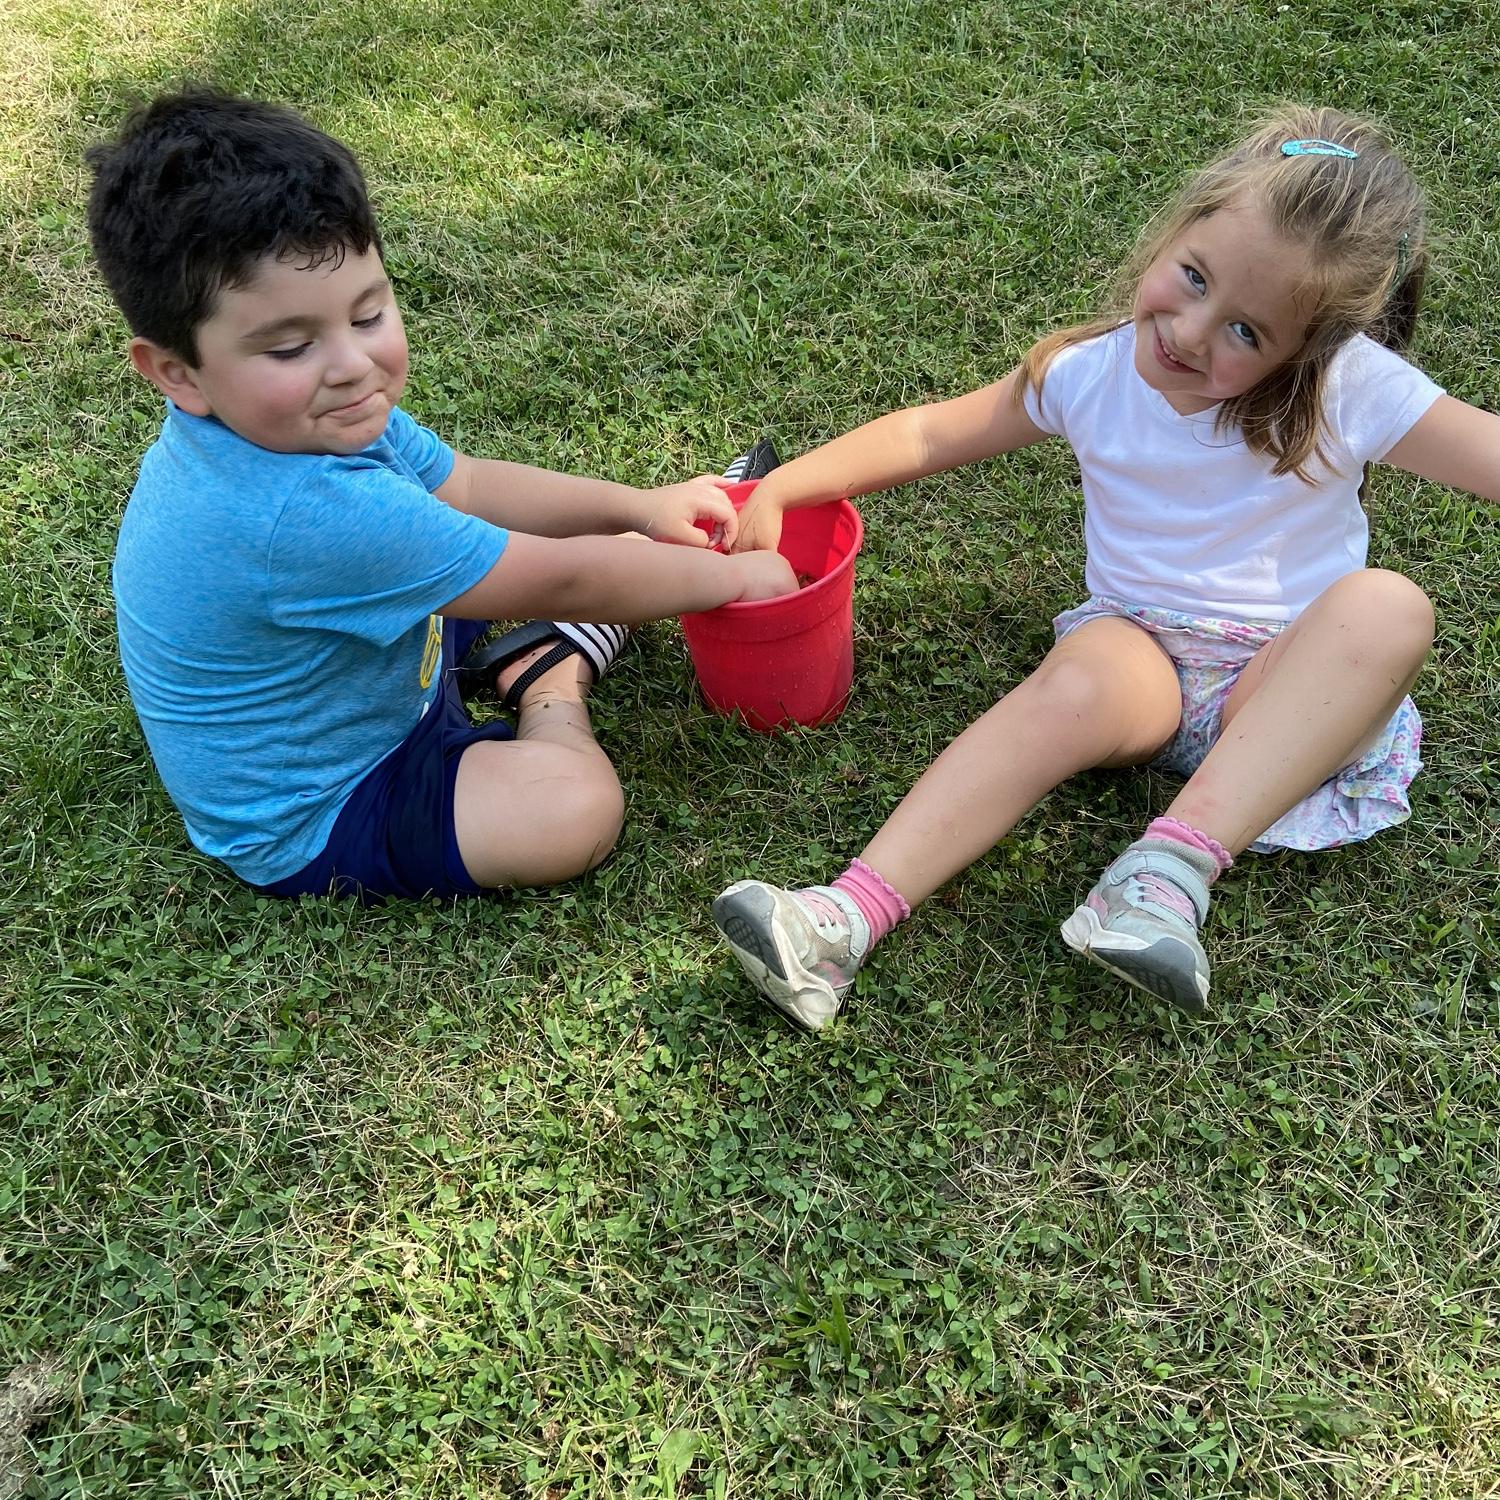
136, 244, 409, 455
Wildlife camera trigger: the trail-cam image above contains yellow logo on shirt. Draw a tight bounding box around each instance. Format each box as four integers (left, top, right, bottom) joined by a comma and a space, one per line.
419, 614, 442, 690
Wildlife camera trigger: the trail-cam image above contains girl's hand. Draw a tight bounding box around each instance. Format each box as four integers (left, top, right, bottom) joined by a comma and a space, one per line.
639, 476, 739, 549
727, 488, 785, 554
727, 549, 798, 601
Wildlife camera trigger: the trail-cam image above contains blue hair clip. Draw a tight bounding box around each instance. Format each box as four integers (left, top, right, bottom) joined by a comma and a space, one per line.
1280, 138, 1358, 159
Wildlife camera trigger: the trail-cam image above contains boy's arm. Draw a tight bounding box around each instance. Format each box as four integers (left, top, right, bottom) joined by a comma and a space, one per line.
1381, 395, 1500, 504
732, 367, 1050, 552
439, 530, 796, 623
436, 456, 737, 545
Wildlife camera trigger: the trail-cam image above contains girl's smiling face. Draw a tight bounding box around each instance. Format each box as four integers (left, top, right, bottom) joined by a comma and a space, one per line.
1133, 199, 1313, 415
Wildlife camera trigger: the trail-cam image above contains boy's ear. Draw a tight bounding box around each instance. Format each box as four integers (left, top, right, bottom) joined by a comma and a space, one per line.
128, 337, 213, 416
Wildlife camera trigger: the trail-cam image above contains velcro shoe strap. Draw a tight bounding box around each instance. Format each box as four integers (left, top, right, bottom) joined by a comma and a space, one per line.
1109, 850, 1211, 926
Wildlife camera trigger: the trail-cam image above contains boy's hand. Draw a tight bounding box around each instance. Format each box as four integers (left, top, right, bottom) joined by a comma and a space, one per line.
727, 488, 784, 554
727, 549, 798, 602
640, 476, 739, 549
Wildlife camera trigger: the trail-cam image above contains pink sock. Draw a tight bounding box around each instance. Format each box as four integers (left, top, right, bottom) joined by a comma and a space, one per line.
831, 858, 911, 945
1145, 817, 1233, 881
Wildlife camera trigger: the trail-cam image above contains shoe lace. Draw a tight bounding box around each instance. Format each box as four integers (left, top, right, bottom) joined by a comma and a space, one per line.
800, 890, 853, 941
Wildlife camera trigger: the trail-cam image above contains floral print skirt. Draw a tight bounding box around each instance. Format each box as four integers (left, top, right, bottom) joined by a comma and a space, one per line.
1053, 595, 1422, 853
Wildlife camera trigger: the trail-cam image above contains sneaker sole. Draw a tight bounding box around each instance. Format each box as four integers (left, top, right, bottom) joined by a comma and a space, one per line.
711, 883, 839, 1031
1060, 905, 1211, 1018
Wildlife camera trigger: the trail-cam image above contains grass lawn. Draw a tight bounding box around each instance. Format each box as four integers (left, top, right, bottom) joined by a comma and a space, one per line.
3, 0, 1498, 1494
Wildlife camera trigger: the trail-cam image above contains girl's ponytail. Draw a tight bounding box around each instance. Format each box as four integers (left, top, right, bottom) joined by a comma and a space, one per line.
1375, 241, 1425, 354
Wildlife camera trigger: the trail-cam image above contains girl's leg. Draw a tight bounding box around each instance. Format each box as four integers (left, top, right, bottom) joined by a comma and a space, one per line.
713, 617, 1184, 1027
860, 617, 1185, 905
1166, 569, 1434, 854
1064, 570, 1433, 1016
453, 647, 625, 888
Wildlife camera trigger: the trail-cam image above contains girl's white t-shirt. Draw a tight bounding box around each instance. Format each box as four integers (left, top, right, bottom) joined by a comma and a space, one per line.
1020, 323, 1443, 621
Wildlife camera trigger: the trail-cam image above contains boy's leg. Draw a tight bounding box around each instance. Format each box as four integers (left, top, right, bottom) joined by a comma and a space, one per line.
1062, 570, 1432, 1015
452, 645, 625, 888
714, 617, 1183, 1027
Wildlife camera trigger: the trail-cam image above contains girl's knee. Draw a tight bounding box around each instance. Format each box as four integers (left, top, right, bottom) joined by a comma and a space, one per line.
1027, 652, 1179, 749
1328, 569, 1434, 656
1028, 655, 1117, 719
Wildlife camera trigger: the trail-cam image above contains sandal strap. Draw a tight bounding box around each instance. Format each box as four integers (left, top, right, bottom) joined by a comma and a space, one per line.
552, 621, 628, 682
500, 640, 579, 715
464, 619, 630, 712
455, 618, 556, 699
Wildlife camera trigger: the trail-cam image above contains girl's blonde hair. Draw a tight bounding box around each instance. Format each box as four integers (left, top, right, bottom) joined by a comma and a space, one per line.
1018, 105, 1427, 480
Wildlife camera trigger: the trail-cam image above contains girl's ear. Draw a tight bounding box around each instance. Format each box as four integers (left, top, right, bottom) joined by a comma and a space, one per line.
128, 338, 213, 416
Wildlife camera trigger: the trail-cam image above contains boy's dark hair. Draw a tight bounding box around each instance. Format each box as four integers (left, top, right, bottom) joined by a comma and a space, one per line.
86, 87, 383, 365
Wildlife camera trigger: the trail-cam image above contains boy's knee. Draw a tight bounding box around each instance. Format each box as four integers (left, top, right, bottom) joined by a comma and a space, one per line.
565, 774, 626, 872
527, 772, 625, 884
455, 749, 624, 889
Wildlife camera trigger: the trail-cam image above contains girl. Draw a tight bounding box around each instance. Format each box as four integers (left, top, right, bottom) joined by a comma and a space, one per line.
711, 105, 1500, 1029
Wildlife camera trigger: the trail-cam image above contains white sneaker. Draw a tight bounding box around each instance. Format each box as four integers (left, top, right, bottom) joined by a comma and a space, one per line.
712, 879, 870, 1030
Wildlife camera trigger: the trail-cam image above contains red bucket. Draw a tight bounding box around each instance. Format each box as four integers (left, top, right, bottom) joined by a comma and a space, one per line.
681, 480, 863, 732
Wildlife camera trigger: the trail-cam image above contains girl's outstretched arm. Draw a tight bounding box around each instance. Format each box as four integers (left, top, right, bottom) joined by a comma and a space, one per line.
731, 367, 1050, 553
1382, 396, 1500, 503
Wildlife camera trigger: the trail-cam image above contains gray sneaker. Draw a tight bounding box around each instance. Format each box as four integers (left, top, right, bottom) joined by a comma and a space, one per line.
1059, 840, 1215, 1016
712, 880, 870, 1030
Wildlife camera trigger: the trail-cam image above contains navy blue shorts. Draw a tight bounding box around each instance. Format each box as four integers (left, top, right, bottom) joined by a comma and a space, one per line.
253, 619, 514, 902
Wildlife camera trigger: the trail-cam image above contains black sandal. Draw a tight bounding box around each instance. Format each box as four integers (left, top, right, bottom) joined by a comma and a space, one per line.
456, 620, 630, 712
722, 437, 782, 482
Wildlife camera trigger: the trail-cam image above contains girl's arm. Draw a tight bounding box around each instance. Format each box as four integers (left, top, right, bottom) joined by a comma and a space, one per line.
731, 367, 1050, 552
1381, 396, 1500, 503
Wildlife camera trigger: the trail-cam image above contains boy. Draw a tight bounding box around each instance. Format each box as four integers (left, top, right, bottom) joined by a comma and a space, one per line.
87, 88, 793, 900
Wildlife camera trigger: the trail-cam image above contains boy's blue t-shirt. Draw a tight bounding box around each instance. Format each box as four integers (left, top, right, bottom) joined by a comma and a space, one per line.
113, 403, 508, 885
